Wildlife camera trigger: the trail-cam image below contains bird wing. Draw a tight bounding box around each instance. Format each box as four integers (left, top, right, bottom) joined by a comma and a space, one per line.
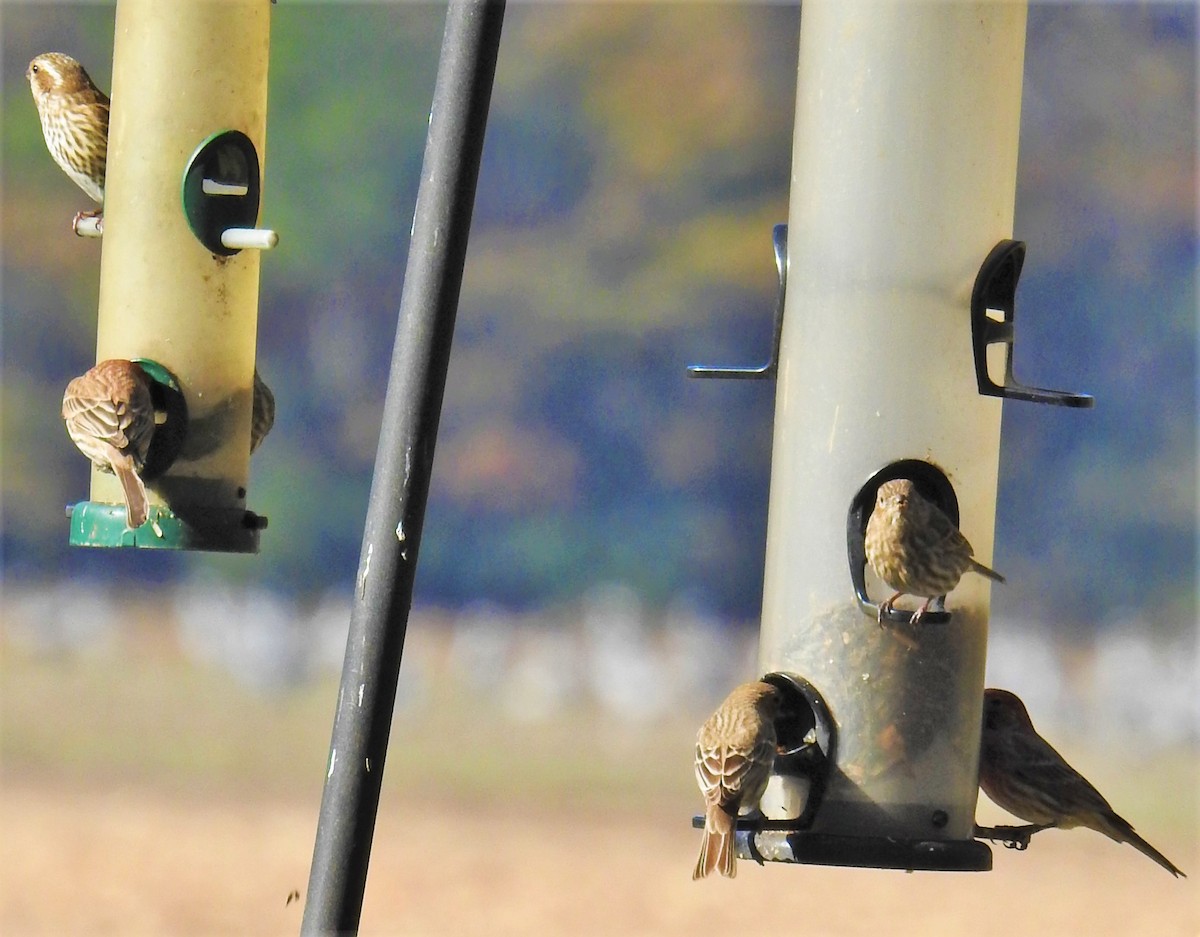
694, 741, 724, 804
62, 385, 128, 445
1004, 727, 1184, 875
62, 376, 153, 464
926, 505, 975, 559
1006, 728, 1115, 823
695, 734, 775, 807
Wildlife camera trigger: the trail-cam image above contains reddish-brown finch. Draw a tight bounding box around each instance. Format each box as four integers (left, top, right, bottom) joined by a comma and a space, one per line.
979, 688, 1185, 877
865, 478, 1004, 623
62, 359, 156, 529
26, 52, 109, 231
250, 368, 274, 454
693, 680, 782, 880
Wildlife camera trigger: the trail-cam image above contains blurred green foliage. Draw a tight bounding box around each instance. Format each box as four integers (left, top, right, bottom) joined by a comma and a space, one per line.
1, 3, 1195, 629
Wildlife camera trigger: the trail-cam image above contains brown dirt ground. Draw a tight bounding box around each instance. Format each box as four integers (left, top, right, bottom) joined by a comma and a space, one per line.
2, 634, 1197, 936
2, 780, 1197, 937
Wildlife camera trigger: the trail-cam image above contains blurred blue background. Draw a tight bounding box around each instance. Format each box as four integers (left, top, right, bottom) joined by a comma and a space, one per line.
1, 5, 1196, 934
1, 2, 1195, 723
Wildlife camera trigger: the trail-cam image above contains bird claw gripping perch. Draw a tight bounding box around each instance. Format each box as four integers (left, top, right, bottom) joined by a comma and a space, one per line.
744, 823, 769, 866
971, 240, 1094, 407
686, 224, 787, 379
973, 822, 1049, 851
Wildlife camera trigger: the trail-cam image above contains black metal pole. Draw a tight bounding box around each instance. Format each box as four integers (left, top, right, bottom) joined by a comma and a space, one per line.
300, 3, 505, 934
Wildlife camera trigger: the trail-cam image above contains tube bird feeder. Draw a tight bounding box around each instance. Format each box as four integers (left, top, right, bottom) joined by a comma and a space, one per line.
749, 1, 1028, 871
67, 0, 276, 552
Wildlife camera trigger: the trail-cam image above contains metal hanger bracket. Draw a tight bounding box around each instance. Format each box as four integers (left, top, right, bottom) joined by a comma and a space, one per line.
687, 224, 787, 380
971, 240, 1094, 407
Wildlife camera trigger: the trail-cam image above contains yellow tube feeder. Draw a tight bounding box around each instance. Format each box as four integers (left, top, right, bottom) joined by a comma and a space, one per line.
69, 0, 275, 552
748, 0, 1027, 870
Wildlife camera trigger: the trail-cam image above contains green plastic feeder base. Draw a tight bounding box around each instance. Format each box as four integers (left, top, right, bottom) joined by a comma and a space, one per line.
67, 501, 266, 553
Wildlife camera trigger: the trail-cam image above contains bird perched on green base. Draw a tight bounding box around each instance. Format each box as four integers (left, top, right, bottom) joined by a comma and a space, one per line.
62, 359, 155, 529
865, 477, 1004, 623
979, 688, 1185, 878
693, 680, 782, 879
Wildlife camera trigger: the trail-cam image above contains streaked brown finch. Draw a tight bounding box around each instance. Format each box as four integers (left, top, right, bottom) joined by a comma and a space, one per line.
693, 680, 782, 880
27, 52, 109, 232
979, 688, 1184, 877
865, 477, 1004, 623
250, 368, 274, 454
62, 359, 156, 529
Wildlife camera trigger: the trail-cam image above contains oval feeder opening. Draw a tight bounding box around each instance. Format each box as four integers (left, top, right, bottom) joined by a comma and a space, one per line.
847, 459, 962, 627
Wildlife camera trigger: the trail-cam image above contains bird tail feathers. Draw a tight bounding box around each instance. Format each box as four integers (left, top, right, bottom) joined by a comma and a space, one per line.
969, 559, 1005, 584
111, 455, 148, 529
693, 806, 736, 880
1104, 813, 1186, 878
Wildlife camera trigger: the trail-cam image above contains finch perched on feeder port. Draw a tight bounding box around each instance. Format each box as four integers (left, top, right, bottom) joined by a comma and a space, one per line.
250, 368, 274, 454
864, 477, 1004, 623
62, 359, 156, 529
26, 52, 109, 232
693, 680, 782, 880
979, 688, 1185, 878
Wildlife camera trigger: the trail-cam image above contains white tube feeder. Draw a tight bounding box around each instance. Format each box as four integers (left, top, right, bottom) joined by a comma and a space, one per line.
756, 0, 1036, 870
690, 2, 1093, 866
687, 1, 1061, 872
68, 0, 276, 552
